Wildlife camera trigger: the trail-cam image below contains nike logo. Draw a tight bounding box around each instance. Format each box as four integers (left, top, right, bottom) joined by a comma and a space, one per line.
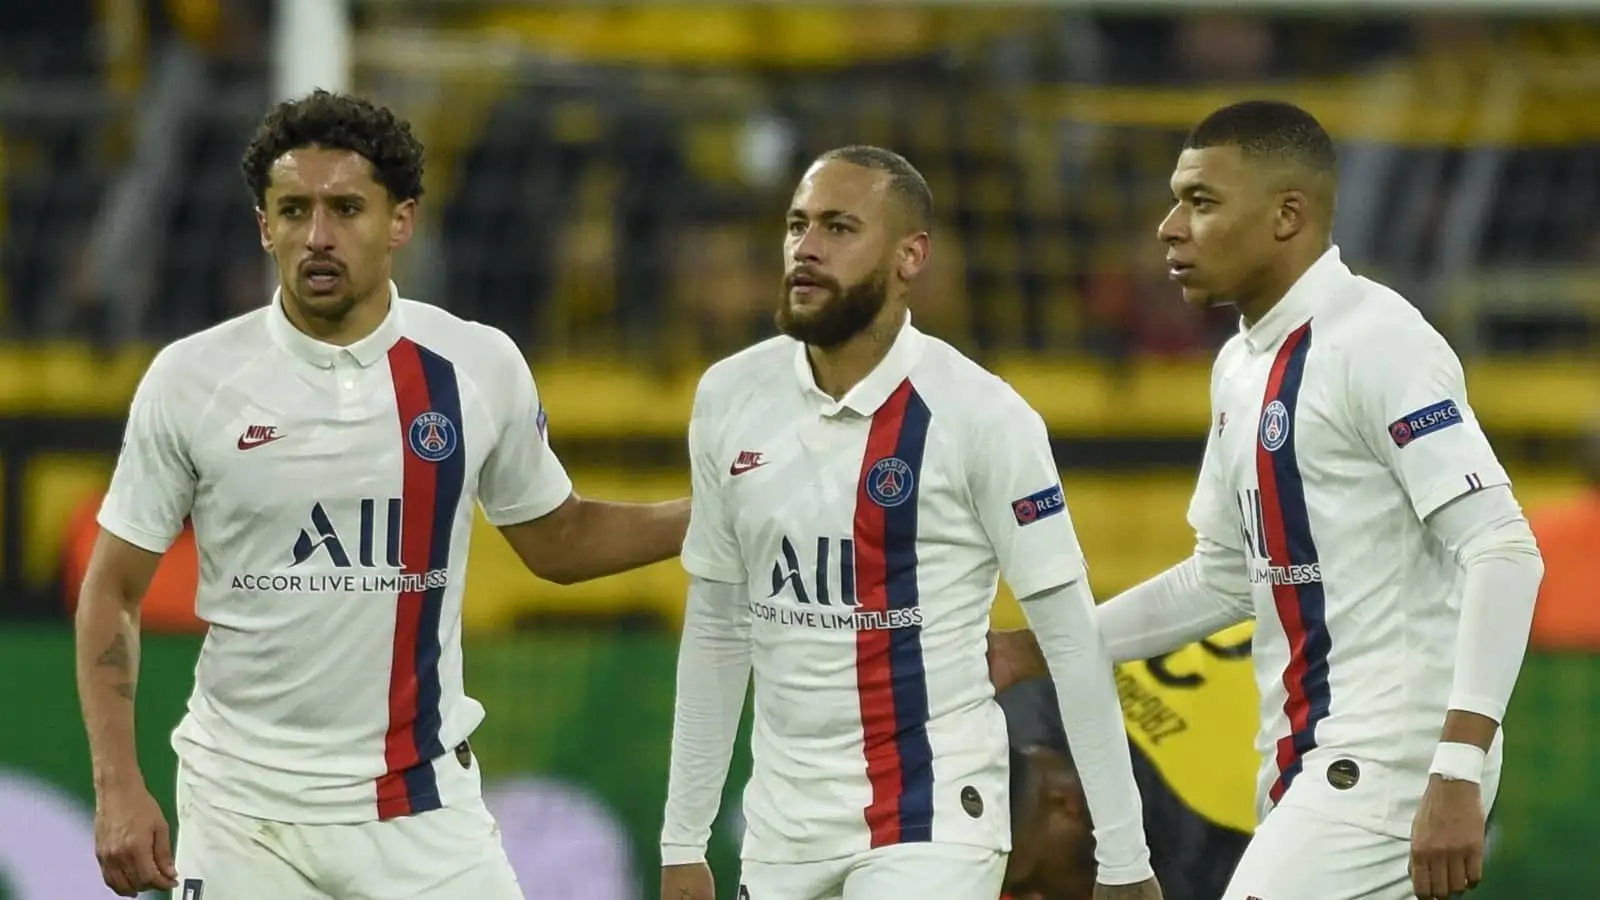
237, 425, 285, 450
729, 450, 766, 476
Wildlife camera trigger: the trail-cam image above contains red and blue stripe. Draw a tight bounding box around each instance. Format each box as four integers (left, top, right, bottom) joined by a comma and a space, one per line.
1257, 322, 1333, 804
376, 338, 465, 820
853, 379, 935, 846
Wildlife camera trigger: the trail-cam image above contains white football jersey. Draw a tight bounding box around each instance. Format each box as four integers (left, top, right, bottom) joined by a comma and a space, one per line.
98, 285, 573, 824
1193, 247, 1510, 837
683, 315, 1087, 863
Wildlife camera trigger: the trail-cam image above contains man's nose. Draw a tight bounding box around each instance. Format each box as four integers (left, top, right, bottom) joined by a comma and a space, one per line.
790, 225, 824, 264
304, 208, 336, 251
1157, 206, 1187, 244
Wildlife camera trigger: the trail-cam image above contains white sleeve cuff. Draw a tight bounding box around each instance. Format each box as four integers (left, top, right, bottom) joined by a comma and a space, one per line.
1094, 539, 1254, 663
482, 480, 574, 527
660, 844, 709, 866
1426, 486, 1543, 724
659, 577, 752, 863
681, 552, 746, 585
1019, 579, 1153, 884
95, 509, 178, 555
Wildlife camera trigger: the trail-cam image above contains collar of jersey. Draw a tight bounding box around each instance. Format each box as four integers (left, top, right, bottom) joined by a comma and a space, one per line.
267, 281, 406, 369
792, 310, 926, 417
1241, 244, 1350, 354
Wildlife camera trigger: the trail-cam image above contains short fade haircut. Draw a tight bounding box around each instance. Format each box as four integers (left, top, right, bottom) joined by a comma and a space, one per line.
815, 144, 934, 233
241, 89, 426, 207
1183, 99, 1337, 175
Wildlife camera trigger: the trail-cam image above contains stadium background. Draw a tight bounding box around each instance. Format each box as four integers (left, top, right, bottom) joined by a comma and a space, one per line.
2, 0, 1598, 897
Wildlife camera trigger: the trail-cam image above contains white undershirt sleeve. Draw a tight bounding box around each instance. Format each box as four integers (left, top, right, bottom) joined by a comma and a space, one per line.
1425, 485, 1544, 724
659, 576, 752, 866
1019, 578, 1153, 886
1094, 535, 1255, 663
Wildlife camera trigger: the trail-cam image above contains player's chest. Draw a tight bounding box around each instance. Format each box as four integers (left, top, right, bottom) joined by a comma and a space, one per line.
189, 364, 492, 513
716, 409, 966, 554
1211, 345, 1355, 491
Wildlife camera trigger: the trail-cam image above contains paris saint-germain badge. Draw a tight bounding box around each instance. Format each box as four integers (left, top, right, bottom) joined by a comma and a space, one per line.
408, 411, 459, 463
864, 456, 915, 508
1258, 400, 1290, 453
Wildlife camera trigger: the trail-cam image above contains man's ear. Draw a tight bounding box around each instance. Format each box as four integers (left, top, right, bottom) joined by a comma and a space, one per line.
1274, 189, 1308, 242
897, 231, 931, 283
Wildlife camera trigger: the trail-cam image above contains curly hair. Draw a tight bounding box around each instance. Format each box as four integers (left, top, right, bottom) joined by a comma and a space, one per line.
240, 89, 426, 207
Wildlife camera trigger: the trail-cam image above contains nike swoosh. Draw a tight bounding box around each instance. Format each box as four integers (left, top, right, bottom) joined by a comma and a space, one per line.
729, 462, 765, 476
237, 434, 286, 450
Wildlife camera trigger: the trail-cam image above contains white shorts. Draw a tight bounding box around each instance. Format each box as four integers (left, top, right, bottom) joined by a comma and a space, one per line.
171, 753, 523, 900
738, 843, 1006, 900
1221, 804, 1411, 900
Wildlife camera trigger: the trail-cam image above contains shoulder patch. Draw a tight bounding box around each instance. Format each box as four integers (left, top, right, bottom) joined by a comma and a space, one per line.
1012, 484, 1066, 526
1388, 400, 1462, 448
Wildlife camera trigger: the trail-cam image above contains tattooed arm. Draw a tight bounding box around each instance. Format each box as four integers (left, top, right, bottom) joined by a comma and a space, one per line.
75, 532, 165, 790
79, 347, 192, 894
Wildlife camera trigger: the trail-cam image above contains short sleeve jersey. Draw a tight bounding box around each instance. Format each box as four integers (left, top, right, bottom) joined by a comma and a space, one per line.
98, 285, 573, 823
683, 316, 1087, 863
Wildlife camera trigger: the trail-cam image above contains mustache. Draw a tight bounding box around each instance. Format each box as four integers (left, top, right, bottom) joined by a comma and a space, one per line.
784, 267, 840, 291
299, 256, 346, 274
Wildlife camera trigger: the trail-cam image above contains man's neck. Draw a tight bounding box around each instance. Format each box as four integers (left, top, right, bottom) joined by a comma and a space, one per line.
806, 305, 906, 400
284, 283, 391, 347
1237, 240, 1330, 327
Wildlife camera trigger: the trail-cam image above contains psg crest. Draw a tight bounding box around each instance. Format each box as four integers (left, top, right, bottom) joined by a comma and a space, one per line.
408, 411, 459, 463
864, 456, 915, 508
1258, 400, 1290, 453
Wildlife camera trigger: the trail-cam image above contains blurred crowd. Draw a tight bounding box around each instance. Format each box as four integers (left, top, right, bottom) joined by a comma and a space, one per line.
3, 2, 1599, 366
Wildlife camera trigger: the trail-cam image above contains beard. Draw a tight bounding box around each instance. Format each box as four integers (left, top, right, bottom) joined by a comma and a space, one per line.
775, 265, 890, 349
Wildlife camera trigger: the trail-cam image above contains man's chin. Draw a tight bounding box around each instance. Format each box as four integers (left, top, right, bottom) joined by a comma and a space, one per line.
1180, 285, 1227, 310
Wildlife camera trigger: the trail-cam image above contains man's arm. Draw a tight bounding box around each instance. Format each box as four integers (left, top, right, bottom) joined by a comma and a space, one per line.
1094, 536, 1254, 663
499, 494, 690, 585
1020, 579, 1155, 885
966, 394, 1153, 886
1426, 486, 1543, 764
661, 370, 750, 893
76, 533, 164, 790
1345, 323, 1535, 767
1097, 370, 1254, 663
660, 577, 752, 865
476, 328, 691, 583
80, 346, 193, 894
83, 345, 195, 783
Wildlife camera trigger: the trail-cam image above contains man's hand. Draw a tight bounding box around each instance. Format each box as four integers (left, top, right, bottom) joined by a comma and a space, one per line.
94, 779, 178, 897
1410, 775, 1486, 899
1094, 876, 1164, 899
660, 862, 715, 900
987, 629, 1049, 694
